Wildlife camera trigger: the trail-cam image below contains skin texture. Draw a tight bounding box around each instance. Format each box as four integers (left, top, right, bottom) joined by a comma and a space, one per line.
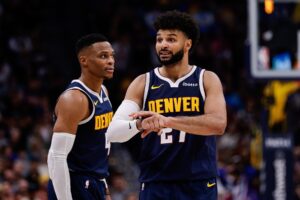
126, 29, 227, 138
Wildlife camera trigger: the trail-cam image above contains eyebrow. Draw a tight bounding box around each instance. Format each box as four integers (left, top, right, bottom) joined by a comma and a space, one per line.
168, 33, 177, 37
97, 50, 115, 54
156, 33, 178, 37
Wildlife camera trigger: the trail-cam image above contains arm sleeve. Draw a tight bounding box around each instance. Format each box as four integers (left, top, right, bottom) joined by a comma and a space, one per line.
47, 132, 75, 200
106, 100, 141, 143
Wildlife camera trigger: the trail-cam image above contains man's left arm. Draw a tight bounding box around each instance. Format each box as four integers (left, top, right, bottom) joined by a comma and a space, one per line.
168, 71, 226, 135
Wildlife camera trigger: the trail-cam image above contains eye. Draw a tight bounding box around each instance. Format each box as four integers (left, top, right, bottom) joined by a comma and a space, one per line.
156, 38, 163, 43
99, 54, 109, 59
110, 54, 115, 60
168, 38, 176, 42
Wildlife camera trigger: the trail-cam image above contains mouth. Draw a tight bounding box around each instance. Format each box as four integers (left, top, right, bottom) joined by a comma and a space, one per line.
159, 50, 172, 59
105, 67, 114, 73
159, 50, 172, 55
159, 54, 171, 60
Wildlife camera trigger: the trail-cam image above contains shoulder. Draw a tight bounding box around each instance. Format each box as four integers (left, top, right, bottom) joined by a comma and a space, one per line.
124, 73, 147, 107
203, 70, 221, 84
133, 74, 147, 84
53, 88, 90, 133
59, 89, 88, 104
127, 74, 147, 91
55, 89, 89, 115
203, 70, 223, 92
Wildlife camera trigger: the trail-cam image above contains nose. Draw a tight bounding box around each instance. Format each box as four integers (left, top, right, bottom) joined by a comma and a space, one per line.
108, 56, 115, 65
160, 40, 169, 49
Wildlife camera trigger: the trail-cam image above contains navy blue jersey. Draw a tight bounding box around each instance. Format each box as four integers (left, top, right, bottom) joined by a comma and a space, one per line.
139, 66, 217, 182
56, 80, 112, 179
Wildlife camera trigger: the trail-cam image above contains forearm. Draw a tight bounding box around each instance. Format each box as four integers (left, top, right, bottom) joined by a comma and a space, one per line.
167, 114, 226, 135
107, 119, 141, 142
106, 100, 141, 143
48, 133, 75, 200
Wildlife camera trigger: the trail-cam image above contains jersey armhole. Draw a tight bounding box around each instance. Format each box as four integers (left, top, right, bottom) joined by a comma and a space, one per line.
199, 69, 206, 100
142, 72, 150, 110
66, 87, 95, 125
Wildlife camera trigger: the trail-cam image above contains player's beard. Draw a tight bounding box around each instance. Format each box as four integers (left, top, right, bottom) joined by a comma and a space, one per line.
157, 49, 184, 66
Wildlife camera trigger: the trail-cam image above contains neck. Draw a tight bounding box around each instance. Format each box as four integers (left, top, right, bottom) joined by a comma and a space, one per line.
160, 58, 191, 81
79, 74, 103, 93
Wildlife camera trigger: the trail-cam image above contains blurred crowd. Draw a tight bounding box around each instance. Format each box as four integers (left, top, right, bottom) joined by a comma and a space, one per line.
0, 0, 300, 199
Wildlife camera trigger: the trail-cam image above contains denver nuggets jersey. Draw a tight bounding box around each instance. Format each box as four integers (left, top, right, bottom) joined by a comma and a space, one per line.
139, 66, 217, 182
59, 80, 112, 179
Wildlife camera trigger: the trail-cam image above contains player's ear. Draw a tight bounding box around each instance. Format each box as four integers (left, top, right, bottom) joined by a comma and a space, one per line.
79, 55, 87, 67
185, 39, 192, 51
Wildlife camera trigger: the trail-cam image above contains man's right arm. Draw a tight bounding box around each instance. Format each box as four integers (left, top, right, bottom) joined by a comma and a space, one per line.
106, 74, 145, 142
48, 90, 89, 200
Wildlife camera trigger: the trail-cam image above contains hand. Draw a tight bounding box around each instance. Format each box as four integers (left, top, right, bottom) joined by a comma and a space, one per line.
130, 111, 169, 138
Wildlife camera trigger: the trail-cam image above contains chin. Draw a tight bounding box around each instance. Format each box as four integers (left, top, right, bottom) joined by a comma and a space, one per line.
104, 75, 113, 80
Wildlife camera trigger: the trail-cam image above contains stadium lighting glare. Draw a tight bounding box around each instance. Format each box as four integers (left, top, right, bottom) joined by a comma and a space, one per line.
264, 0, 274, 14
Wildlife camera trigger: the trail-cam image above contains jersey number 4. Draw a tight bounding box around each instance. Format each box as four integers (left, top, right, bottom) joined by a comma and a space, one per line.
160, 128, 186, 144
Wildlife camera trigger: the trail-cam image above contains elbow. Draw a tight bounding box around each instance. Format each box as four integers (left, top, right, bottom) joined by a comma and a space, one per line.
106, 120, 135, 143
210, 119, 227, 135
107, 133, 129, 143
106, 129, 129, 143
213, 118, 227, 135
106, 118, 141, 143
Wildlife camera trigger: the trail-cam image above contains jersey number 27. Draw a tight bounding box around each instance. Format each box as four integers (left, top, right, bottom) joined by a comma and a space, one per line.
160, 128, 186, 144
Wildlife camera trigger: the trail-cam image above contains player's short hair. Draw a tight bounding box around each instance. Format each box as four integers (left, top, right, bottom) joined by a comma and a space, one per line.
75, 33, 108, 55
154, 10, 199, 52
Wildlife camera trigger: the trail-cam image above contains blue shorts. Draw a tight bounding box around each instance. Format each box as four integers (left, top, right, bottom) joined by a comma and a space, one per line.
48, 171, 109, 200
139, 178, 217, 200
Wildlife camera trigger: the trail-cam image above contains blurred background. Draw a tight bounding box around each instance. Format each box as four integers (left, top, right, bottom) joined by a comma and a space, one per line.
0, 0, 300, 199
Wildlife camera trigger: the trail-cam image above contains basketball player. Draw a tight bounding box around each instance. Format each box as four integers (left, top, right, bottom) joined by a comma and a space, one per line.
47, 34, 114, 200
107, 10, 227, 199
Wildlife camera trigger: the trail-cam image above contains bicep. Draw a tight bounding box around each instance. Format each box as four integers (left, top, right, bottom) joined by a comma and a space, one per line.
124, 74, 146, 108
53, 90, 89, 134
203, 71, 226, 118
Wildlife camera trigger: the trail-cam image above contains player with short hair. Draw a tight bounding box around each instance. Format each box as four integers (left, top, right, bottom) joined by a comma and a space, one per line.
47, 33, 114, 200
106, 10, 227, 200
